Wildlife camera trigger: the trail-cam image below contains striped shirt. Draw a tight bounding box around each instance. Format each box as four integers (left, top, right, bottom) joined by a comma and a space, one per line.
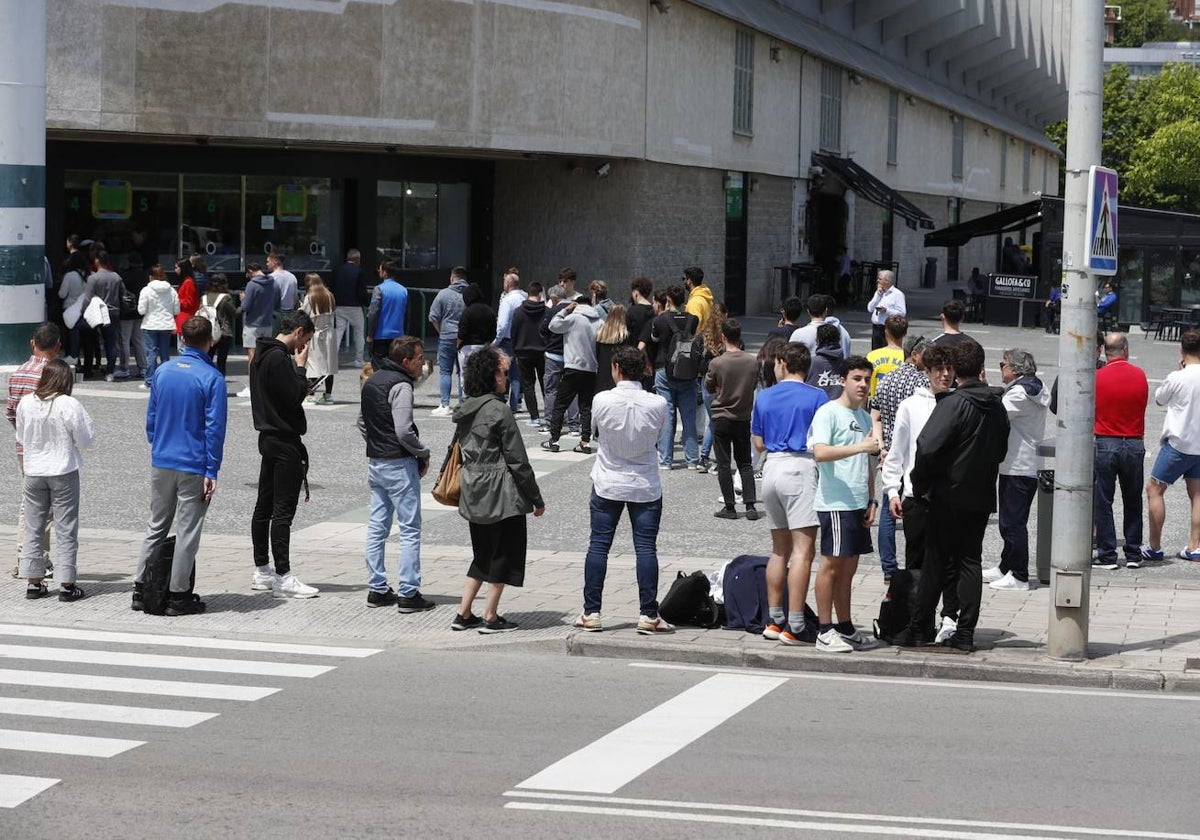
7, 355, 48, 456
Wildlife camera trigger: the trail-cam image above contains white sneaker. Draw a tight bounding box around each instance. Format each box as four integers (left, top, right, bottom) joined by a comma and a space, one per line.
815, 628, 853, 653
637, 615, 676, 635
934, 615, 958, 644
430, 405, 453, 417
838, 628, 878, 651
63, 355, 77, 366
237, 386, 251, 399
250, 567, 278, 591
982, 565, 1005, 583
575, 611, 603, 632
273, 572, 319, 599
989, 571, 1031, 591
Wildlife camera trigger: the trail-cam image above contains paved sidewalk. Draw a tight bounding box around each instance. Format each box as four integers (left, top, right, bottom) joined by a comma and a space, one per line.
7, 522, 1200, 691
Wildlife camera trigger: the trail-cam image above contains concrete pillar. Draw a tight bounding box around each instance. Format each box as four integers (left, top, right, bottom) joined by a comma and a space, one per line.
0, 0, 48, 363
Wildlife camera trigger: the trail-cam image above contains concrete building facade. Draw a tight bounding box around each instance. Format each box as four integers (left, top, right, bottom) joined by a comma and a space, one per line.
7, 0, 1070, 359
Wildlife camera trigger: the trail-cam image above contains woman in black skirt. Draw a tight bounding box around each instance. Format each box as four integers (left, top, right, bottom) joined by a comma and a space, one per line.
451, 346, 545, 633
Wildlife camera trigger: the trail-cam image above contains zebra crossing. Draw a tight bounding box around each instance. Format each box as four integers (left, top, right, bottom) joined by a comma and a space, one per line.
0, 623, 380, 808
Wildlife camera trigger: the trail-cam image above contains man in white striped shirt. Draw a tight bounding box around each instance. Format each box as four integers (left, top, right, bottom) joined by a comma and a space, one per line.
576, 346, 672, 636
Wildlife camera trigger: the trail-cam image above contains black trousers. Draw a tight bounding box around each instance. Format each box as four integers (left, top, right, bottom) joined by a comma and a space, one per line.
370, 339, 392, 364
712, 417, 757, 507
516, 353, 546, 420
251, 435, 308, 575
549, 369, 595, 443
911, 504, 989, 636
870, 324, 886, 350
900, 495, 929, 570
209, 335, 232, 375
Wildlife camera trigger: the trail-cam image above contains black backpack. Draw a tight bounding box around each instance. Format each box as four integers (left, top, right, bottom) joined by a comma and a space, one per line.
141, 536, 177, 616
873, 568, 933, 642
665, 315, 702, 381
659, 570, 721, 628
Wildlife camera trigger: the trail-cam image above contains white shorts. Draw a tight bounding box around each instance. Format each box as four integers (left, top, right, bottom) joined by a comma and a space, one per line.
243, 325, 272, 348
761, 452, 819, 531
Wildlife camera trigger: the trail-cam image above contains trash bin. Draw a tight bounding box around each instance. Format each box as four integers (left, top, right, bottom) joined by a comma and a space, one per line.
1036, 468, 1054, 586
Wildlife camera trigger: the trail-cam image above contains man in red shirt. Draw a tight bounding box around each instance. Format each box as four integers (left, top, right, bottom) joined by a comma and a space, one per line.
1092, 333, 1149, 570
6, 323, 61, 578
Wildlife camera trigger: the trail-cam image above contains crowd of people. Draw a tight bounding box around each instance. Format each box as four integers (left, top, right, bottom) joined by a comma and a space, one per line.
11, 253, 1200, 651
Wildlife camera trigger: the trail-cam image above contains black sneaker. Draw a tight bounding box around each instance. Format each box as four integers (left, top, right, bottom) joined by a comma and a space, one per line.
366, 587, 398, 608
944, 631, 976, 653
479, 615, 519, 634
58, 584, 86, 602
397, 592, 436, 613
744, 507, 762, 521
540, 440, 560, 453
696, 458, 712, 474
890, 627, 934, 647
1091, 557, 1120, 571
572, 442, 592, 454
165, 593, 207, 616
714, 507, 739, 520
25, 583, 48, 600
131, 583, 145, 612
451, 613, 484, 631
1125, 556, 1142, 569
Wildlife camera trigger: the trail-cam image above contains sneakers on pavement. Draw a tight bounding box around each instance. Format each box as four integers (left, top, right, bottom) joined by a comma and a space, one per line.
816, 628, 854, 653
838, 628, 878, 651
479, 615, 519, 634
659, 462, 674, 471
131, 587, 145, 612
57, 584, 86, 602
1177, 547, 1200, 562
430, 405, 453, 417
572, 442, 592, 454
251, 567, 278, 591
982, 565, 1005, 583
744, 507, 762, 521
1141, 546, 1166, 563
934, 616, 958, 644
540, 440, 560, 453
1125, 556, 1142, 569
236, 386, 251, 399
525, 418, 542, 428
366, 588, 398, 608
713, 507, 739, 520
762, 623, 785, 641
273, 573, 319, 599
25, 583, 48, 600
165, 593, 207, 616
780, 626, 817, 645
989, 572, 1031, 591
696, 458, 712, 475
451, 613, 483, 631
575, 612, 603, 632
1091, 556, 1121, 570
397, 592, 436, 613
637, 615, 675, 635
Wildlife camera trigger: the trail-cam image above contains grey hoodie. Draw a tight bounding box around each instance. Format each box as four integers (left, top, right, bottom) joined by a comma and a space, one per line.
548, 303, 601, 373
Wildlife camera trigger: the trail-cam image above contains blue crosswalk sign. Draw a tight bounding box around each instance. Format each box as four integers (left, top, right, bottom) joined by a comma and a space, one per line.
1086, 166, 1118, 275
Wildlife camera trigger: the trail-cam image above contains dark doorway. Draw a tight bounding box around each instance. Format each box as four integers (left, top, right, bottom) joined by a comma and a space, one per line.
809, 192, 848, 296
724, 172, 748, 315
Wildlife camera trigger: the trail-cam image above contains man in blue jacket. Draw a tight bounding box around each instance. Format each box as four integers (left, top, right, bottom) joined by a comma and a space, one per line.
132, 316, 228, 615
367, 260, 409, 363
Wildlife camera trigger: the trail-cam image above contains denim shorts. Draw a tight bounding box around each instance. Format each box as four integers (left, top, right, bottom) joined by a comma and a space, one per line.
1150, 440, 1200, 485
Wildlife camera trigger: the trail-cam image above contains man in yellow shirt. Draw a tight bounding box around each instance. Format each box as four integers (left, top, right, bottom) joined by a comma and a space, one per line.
866, 315, 907, 400
683, 266, 713, 325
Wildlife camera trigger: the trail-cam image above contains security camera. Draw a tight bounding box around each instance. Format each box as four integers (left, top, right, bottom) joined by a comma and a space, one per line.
596, 162, 612, 178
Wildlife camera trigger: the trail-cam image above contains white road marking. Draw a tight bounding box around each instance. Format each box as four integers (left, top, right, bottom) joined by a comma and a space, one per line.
0, 625, 381, 658
515, 673, 784, 794
69, 387, 148, 401
0, 728, 144, 758
629, 661, 1200, 702
504, 791, 1200, 840
0, 775, 59, 808
505, 801, 1179, 840
0, 645, 333, 678
0, 668, 279, 701
0, 696, 216, 728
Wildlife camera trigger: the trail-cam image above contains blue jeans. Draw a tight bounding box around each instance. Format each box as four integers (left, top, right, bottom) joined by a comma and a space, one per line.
878, 490, 897, 577
997, 474, 1038, 582
437, 337, 460, 407
497, 338, 521, 411
700, 379, 715, 459
142, 329, 173, 381
584, 489, 662, 617
654, 369, 698, 466
1094, 436, 1145, 561
365, 458, 423, 596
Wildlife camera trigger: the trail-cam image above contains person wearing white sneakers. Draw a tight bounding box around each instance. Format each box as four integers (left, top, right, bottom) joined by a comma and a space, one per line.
249, 310, 319, 599
987, 349, 1050, 592
575, 346, 671, 635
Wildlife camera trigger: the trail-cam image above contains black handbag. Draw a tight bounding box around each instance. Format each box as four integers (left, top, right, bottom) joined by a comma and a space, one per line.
119, 285, 139, 319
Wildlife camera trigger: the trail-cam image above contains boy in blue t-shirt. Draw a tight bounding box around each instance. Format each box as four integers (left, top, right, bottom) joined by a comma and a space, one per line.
809, 355, 881, 653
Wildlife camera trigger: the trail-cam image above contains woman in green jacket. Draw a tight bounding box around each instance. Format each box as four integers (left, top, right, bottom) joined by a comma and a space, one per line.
451, 346, 545, 634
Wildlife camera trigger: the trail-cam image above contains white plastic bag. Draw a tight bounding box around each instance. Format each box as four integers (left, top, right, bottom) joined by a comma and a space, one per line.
83, 297, 110, 328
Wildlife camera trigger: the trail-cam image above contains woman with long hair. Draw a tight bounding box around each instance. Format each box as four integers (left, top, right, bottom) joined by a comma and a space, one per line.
174, 258, 199, 335
696, 301, 728, 473
58, 250, 90, 365
138, 263, 180, 386
451, 346, 545, 633
189, 254, 210, 295
15, 358, 95, 601
202, 273, 240, 376
455, 282, 497, 374
300, 273, 338, 403
594, 303, 635, 392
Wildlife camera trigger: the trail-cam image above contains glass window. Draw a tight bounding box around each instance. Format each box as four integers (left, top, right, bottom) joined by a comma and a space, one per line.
1147, 247, 1176, 309
951, 117, 963, 179
819, 62, 841, 152
378, 181, 438, 269
1117, 247, 1144, 324
733, 30, 754, 135
180, 175, 242, 274
1182, 249, 1200, 307
245, 176, 341, 273
63, 170, 178, 271
886, 91, 898, 165
438, 183, 472, 269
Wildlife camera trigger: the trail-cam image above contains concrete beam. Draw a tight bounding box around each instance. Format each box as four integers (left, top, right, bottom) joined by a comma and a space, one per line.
880, 0, 965, 43
905, 7, 978, 57
948, 3, 1014, 76
852, 0, 921, 30
927, 0, 1000, 66
821, 0, 854, 12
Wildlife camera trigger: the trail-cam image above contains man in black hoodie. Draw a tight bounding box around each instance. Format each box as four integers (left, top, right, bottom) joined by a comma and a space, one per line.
511, 282, 548, 426
896, 339, 1008, 652
249, 310, 320, 600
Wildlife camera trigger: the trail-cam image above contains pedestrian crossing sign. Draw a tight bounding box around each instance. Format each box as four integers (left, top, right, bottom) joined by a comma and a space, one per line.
1085, 165, 1118, 275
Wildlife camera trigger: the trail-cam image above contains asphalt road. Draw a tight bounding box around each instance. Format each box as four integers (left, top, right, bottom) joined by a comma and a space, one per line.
3, 625, 1200, 839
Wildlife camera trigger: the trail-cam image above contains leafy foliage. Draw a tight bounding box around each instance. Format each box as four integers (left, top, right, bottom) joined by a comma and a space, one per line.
1110, 0, 1198, 48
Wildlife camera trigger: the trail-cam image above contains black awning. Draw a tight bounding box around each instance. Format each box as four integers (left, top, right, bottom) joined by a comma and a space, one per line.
812, 152, 936, 231
923, 199, 1043, 247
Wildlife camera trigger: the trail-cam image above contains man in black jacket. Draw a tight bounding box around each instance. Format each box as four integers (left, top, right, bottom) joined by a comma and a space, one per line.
511, 282, 548, 426
896, 339, 1008, 651
331, 248, 368, 368
249, 310, 320, 600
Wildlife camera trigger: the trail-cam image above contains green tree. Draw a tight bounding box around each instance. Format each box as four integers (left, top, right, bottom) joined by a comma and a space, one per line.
1111, 0, 1198, 47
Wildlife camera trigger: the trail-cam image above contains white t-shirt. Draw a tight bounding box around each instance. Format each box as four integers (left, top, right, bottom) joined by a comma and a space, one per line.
1156, 363, 1200, 455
